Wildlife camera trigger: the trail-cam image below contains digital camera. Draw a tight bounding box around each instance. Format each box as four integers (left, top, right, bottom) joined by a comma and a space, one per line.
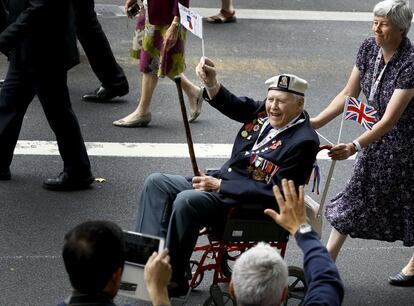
127, 2, 140, 17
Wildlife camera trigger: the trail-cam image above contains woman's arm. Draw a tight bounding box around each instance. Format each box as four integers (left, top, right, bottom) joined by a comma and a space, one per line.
329, 87, 414, 160
311, 66, 361, 129
358, 88, 414, 146
163, 16, 180, 51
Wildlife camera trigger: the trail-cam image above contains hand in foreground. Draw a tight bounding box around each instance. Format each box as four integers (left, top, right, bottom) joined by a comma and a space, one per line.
328, 143, 356, 160
144, 249, 172, 306
196, 57, 218, 88
264, 179, 307, 236
192, 170, 221, 192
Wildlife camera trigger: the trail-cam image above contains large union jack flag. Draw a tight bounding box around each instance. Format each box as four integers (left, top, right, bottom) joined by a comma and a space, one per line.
344, 97, 378, 130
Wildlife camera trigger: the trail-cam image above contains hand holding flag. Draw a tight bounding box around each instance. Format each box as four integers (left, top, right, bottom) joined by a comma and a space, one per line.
329, 96, 378, 160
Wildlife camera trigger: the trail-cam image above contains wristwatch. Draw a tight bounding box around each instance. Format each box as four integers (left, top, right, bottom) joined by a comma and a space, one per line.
297, 223, 312, 235
352, 140, 362, 152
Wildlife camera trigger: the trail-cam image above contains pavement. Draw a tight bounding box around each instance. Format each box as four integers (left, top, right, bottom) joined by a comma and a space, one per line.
1, 1, 414, 305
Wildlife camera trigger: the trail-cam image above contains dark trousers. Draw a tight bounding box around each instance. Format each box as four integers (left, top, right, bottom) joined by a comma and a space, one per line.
73, 0, 128, 91
0, 58, 91, 176
136, 173, 229, 282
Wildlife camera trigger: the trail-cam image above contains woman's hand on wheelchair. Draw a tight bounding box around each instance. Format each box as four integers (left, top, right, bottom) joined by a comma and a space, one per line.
264, 179, 307, 236
192, 170, 221, 192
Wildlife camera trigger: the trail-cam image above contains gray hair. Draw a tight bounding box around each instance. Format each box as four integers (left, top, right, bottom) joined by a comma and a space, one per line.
232, 242, 288, 306
373, 0, 413, 36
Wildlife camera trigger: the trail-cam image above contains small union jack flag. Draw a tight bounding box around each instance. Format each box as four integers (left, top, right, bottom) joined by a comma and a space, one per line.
344, 97, 378, 130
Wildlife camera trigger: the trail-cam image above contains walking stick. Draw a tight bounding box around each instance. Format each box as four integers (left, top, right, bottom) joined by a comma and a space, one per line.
174, 76, 200, 176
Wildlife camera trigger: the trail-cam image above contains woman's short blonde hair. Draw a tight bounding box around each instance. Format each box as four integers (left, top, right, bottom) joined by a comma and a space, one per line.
374, 0, 413, 36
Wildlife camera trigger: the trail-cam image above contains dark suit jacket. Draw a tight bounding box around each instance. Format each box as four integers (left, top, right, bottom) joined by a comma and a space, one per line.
58, 292, 118, 306
0, 0, 7, 32
0, 0, 78, 70
296, 231, 344, 305
200, 86, 320, 207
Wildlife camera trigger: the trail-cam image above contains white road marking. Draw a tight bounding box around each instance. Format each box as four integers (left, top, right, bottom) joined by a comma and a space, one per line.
193, 8, 374, 22
95, 5, 376, 21
14, 140, 355, 160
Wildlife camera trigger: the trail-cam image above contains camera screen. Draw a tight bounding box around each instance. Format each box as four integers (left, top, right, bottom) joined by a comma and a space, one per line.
123, 232, 161, 266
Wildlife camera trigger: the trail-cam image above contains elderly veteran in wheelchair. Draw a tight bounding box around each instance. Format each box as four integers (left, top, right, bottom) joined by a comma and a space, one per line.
134, 57, 319, 297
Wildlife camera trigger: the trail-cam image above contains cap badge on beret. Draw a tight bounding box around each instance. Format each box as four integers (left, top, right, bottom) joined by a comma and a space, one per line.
278, 76, 290, 89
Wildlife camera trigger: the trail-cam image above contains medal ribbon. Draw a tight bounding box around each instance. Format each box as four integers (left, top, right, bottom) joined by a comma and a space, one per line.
250, 154, 279, 175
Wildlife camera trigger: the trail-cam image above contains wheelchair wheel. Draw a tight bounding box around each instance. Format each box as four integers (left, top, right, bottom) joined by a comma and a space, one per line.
220, 249, 244, 278
220, 252, 233, 278
186, 260, 204, 289
203, 292, 236, 306
284, 266, 307, 306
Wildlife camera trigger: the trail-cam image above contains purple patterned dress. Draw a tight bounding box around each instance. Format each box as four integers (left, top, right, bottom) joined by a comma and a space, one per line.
325, 37, 414, 246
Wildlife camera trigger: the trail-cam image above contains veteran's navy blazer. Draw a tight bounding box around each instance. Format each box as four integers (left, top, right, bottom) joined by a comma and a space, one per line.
202, 85, 320, 207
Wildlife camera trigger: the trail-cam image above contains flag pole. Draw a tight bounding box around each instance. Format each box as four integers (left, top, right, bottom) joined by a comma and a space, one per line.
318, 96, 348, 218
202, 38, 205, 58
336, 96, 348, 144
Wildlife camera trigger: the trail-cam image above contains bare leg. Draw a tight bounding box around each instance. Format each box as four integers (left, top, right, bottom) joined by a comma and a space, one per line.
114, 73, 157, 123
178, 73, 201, 113
402, 255, 414, 275
207, 0, 236, 23
326, 227, 347, 262
222, 0, 234, 13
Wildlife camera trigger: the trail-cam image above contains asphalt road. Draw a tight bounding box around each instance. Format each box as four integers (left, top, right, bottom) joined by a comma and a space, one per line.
1, 1, 414, 305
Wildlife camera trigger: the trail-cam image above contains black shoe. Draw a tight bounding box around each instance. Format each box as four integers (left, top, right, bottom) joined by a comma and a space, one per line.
0, 79, 4, 87
82, 85, 128, 102
389, 271, 414, 287
168, 279, 190, 298
43, 172, 94, 191
0, 169, 11, 180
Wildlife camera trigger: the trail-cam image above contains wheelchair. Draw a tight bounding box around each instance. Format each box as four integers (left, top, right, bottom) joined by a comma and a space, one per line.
186, 203, 307, 306
185, 144, 335, 305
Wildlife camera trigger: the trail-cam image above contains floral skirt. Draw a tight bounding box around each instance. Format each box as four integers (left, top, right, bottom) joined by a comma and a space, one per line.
139, 8, 186, 78
325, 134, 414, 247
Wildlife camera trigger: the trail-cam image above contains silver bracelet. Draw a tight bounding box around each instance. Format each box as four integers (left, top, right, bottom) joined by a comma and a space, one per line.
352, 140, 362, 152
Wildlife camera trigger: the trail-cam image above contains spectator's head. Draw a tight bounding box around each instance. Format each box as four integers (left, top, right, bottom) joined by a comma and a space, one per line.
62, 220, 125, 297
230, 242, 289, 306
373, 0, 412, 37
264, 74, 307, 128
